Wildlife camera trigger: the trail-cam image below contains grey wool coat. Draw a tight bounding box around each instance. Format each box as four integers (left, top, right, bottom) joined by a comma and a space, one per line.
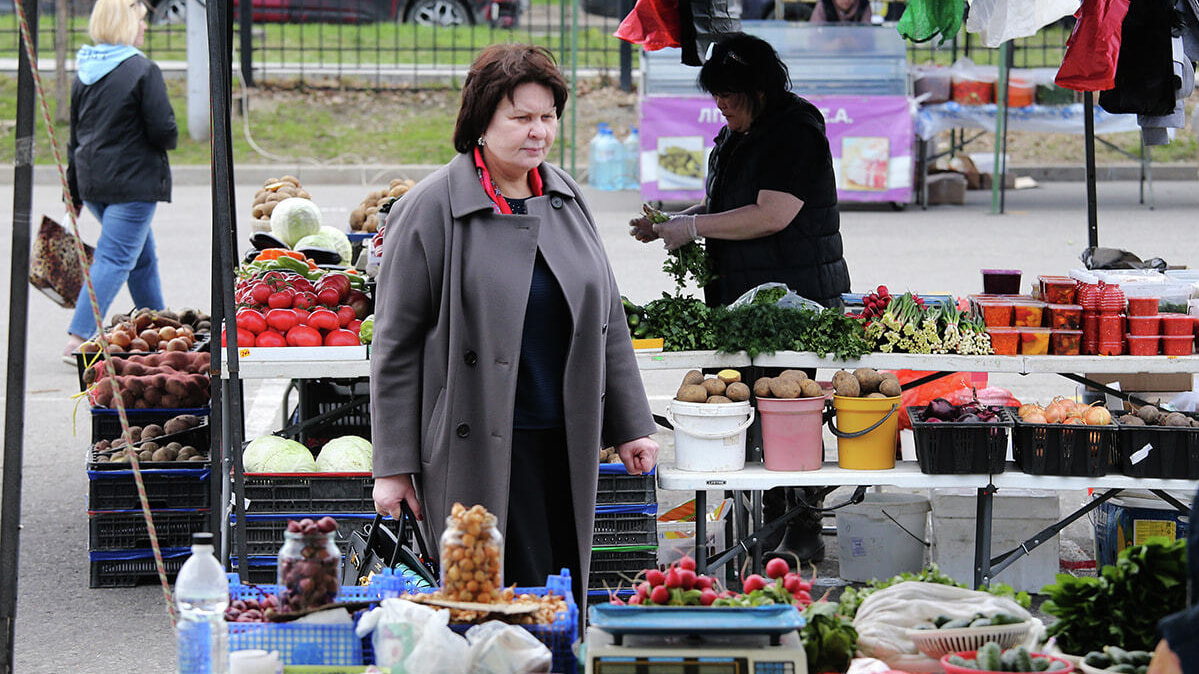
369, 151, 657, 595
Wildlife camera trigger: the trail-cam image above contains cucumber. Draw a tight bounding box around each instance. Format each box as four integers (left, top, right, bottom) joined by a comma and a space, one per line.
1046, 660, 1069, 672
947, 654, 976, 669
1011, 646, 1034, 673
1000, 649, 1020, 671
1083, 652, 1113, 669
627, 313, 641, 328
1105, 646, 1131, 664
633, 322, 651, 338
933, 614, 955, 628
1126, 651, 1152, 667
977, 642, 1003, 672
941, 617, 974, 629
969, 617, 993, 628
990, 612, 1023, 626
1031, 657, 1051, 672
1110, 665, 1137, 674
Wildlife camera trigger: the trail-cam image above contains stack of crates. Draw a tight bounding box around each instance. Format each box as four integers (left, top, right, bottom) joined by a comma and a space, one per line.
587, 462, 658, 602
87, 407, 213, 587
230, 378, 375, 582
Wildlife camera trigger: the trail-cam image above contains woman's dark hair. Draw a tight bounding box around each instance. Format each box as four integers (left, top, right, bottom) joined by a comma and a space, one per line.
698, 33, 791, 119
453, 44, 569, 154
818, 0, 869, 22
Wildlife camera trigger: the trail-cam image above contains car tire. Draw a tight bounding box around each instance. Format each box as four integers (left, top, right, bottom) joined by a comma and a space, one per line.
406, 0, 473, 25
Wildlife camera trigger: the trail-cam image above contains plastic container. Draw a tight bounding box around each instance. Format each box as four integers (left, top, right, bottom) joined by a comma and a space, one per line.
277, 529, 342, 614
596, 463, 656, 505
757, 396, 826, 471
1019, 327, 1051, 355
981, 269, 1022, 295
1009, 299, 1045, 327
1099, 282, 1126, 312
588, 123, 622, 191
910, 621, 1033, 659
1077, 283, 1101, 311
1162, 334, 1194, 356
1098, 313, 1124, 342
976, 300, 1013, 327
668, 400, 754, 472
835, 492, 930, 582
830, 395, 901, 470
176, 533, 230, 674
1050, 329, 1082, 356
1045, 304, 1082, 330
1127, 314, 1161, 336
914, 66, 951, 103
1038, 276, 1078, 304
1006, 76, 1035, 107
1098, 339, 1125, 356
987, 327, 1019, 356
621, 125, 640, 191
1126, 296, 1160, 316
952, 78, 993, 105
1011, 411, 1118, 477
594, 504, 658, 547
1160, 313, 1194, 336
908, 406, 1011, 474
942, 651, 1073, 674
1095, 492, 1192, 568
440, 508, 503, 602
1126, 334, 1160, 356
1116, 415, 1199, 479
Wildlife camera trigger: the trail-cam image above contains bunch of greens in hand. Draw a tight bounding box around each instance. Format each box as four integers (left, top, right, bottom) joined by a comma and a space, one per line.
643, 203, 716, 290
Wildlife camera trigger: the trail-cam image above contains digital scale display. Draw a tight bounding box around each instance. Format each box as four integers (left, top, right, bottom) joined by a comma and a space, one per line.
593, 657, 796, 673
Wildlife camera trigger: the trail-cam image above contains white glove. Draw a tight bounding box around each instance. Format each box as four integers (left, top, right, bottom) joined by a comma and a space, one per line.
652, 214, 698, 251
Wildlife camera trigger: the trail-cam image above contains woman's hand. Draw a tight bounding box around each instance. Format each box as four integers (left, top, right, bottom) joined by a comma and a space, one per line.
653, 214, 699, 251
616, 436, 659, 475
628, 214, 658, 243
373, 473, 422, 521
1148, 639, 1182, 674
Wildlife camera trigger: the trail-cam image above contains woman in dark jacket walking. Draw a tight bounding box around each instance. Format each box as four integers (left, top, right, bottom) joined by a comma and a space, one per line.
63, 0, 176, 361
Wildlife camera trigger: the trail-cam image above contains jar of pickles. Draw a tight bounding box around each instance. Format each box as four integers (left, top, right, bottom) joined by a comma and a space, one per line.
277, 517, 342, 614
440, 503, 503, 604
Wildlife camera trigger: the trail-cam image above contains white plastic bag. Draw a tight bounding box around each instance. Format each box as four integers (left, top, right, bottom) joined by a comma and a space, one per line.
355, 598, 470, 673
466, 621, 552, 674
965, 0, 1079, 48
728, 282, 824, 312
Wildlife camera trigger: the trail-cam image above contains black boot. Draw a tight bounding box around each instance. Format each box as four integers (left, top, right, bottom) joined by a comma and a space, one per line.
769, 487, 825, 564
757, 486, 789, 554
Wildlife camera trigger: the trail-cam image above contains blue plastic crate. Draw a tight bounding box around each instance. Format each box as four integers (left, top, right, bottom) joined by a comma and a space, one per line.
87, 468, 211, 510
593, 503, 658, 547
596, 463, 656, 505
88, 547, 190, 588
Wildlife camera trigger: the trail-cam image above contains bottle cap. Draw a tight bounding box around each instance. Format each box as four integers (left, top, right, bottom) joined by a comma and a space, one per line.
192, 532, 214, 545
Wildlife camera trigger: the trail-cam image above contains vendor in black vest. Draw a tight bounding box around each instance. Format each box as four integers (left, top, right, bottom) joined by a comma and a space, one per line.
630, 33, 851, 562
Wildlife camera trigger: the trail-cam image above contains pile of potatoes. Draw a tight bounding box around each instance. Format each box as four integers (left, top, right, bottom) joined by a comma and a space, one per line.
831, 368, 902, 398
752, 369, 824, 400
79, 307, 207, 357
249, 176, 313, 232
675, 369, 751, 404
1118, 404, 1199, 428
92, 413, 208, 464
350, 178, 416, 233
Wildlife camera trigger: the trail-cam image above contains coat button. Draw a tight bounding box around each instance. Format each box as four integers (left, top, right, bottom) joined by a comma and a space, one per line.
456, 423, 470, 438
464, 350, 478, 366
601, 323, 608, 334
550, 196, 563, 209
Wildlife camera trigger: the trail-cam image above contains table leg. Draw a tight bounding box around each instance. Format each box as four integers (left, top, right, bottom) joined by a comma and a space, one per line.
752, 489, 763, 573
696, 489, 707, 575
973, 485, 995, 589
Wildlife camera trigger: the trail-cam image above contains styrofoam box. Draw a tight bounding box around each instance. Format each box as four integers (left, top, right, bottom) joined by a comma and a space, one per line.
930, 488, 1059, 593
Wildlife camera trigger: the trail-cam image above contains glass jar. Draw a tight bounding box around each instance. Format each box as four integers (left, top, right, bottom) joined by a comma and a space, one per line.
277, 529, 341, 613
440, 504, 503, 604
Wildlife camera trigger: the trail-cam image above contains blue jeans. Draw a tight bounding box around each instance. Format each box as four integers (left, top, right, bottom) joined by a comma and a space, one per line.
68, 200, 165, 339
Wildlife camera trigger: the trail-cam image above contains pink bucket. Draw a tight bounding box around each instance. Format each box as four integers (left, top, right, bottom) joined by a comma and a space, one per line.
758, 396, 826, 471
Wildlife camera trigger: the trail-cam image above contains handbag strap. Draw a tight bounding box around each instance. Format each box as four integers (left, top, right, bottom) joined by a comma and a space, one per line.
370, 501, 435, 571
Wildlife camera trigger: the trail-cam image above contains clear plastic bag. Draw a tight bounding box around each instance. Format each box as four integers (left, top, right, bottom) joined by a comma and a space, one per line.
466, 621, 552, 674
728, 282, 824, 312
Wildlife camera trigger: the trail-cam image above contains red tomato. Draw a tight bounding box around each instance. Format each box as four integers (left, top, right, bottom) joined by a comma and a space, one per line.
324, 329, 361, 347
248, 282, 272, 306
265, 308, 299, 333
292, 290, 317, 311
336, 305, 356, 328
267, 287, 296, 309
308, 309, 340, 332
232, 330, 256, 347
347, 319, 362, 334
236, 308, 267, 335
316, 287, 341, 307
286, 325, 323, 347
292, 308, 311, 326
255, 330, 287, 347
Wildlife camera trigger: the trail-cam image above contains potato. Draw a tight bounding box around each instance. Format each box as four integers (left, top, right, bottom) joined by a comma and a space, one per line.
151, 447, 176, 462
1118, 414, 1146, 426
141, 424, 165, 440
779, 369, 809, 382
832, 370, 861, 397
701, 378, 727, 397
853, 368, 882, 395
138, 449, 154, 462
164, 414, 200, 435
1136, 405, 1164, 424
753, 377, 774, 398
866, 392, 888, 398
878, 378, 902, 397
676, 385, 709, 403
707, 395, 733, 404
681, 370, 705, 387
769, 377, 802, 399
716, 369, 742, 385
1164, 412, 1191, 427
725, 382, 751, 402
800, 379, 824, 399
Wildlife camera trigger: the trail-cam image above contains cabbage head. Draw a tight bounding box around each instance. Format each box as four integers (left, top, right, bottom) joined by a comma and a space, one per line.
316, 435, 373, 472
295, 226, 353, 266
243, 435, 317, 473
270, 197, 322, 247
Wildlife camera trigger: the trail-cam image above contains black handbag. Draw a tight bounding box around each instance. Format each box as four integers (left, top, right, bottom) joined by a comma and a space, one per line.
344, 502, 438, 588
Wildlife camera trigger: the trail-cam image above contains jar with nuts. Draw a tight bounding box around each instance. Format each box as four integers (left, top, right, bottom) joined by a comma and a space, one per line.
276, 517, 342, 614
439, 503, 503, 604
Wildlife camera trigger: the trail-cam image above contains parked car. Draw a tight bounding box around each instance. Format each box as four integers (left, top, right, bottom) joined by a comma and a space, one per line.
147, 0, 520, 27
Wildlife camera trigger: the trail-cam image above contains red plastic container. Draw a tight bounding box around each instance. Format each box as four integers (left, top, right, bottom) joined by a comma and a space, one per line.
1099, 283, 1126, 313
981, 269, 1022, 295
1038, 276, 1078, 304
1126, 334, 1160, 356
1045, 304, 1082, 330
1098, 314, 1124, 343
987, 327, 1020, 356
1159, 313, 1193, 336
1010, 300, 1045, 327
976, 300, 1014, 327
1051, 329, 1082, 355
1126, 315, 1161, 336
1098, 340, 1125, 356
1020, 327, 1052, 355
1126, 296, 1160, 316
1083, 312, 1100, 341
1162, 334, 1194, 356
942, 651, 1074, 674
1078, 283, 1101, 311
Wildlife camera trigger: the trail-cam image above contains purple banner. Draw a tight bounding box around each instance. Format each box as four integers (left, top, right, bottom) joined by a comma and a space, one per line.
640, 95, 913, 203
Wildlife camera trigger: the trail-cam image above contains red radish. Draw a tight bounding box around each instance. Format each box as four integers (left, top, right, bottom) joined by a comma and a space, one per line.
650, 585, 670, 605
665, 568, 682, 589
765, 557, 790, 580
678, 568, 696, 590
609, 596, 625, 605
637, 582, 650, 598
742, 574, 767, 593
783, 573, 801, 593
646, 569, 665, 587
677, 555, 696, 572
628, 594, 642, 605
694, 575, 713, 590
699, 589, 717, 606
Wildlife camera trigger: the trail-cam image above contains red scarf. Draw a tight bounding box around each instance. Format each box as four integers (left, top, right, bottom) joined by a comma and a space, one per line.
473, 146, 543, 214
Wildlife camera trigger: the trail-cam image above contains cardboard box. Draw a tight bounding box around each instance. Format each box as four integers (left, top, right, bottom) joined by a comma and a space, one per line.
1084, 373, 1194, 393
925, 172, 967, 205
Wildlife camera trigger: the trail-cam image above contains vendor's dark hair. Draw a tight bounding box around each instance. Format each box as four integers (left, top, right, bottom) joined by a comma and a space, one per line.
453, 44, 569, 154
818, 0, 868, 22
698, 33, 791, 119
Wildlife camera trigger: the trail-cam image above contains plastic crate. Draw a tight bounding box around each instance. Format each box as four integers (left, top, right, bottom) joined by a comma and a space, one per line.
1011, 409, 1118, 477
87, 468, 211, 510
89, 420, 212, 469
90, 407, 210, 444
287, 379, 371, 445
596, 463, 656, 505
73, 336, 210, 391
1116, 412, 1199, 479
88, 509, 211, 551
593, 504, 658, 547
587, 546, 658, 592
228, 555, 283, 584
241, 474, 374, 514
229, 513, 375, 557
908, 406, 1012, 474
88, 547, 189, 588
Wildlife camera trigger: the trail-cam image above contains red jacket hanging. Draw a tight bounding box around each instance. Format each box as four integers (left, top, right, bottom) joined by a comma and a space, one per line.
1055, 0, 1130, 92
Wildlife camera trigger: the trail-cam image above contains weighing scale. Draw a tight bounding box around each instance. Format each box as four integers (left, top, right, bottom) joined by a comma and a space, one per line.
585, 605, 808, 674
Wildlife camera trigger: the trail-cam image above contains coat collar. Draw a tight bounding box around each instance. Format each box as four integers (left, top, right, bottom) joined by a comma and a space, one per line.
446, 152, 575, 219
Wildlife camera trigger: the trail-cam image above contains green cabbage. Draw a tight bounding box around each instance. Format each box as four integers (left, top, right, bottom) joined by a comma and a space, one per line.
295, 226, 353, 266
315, 435, 373, 472
270, 197, 322, 247
358, 315, 374, 345
243, 435, 317, 473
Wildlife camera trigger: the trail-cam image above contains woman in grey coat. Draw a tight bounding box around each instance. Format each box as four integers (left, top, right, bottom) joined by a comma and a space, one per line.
370, 44, 659, 603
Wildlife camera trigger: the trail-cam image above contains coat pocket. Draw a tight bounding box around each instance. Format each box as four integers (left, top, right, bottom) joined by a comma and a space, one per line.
421, 387, 447, 464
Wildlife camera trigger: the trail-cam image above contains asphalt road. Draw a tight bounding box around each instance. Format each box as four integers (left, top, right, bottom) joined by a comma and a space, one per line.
1, 174, 1197, 671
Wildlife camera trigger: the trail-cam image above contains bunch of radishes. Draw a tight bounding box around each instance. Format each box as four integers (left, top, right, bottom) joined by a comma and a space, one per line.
859, 285, 894, 320
610, 555, 814, 608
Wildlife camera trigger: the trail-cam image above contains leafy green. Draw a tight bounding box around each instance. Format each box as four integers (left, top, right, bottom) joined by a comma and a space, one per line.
643, 294, 716, 352
709, 304, 810, 358
801, 602, 858, 673
662, 242, 716, 289
837, 563, 1031, 619
752, 285, 788, 305
794, 308, 874, 360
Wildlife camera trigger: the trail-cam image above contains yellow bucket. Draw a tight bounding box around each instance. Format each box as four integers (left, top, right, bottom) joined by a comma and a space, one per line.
829, 395, 901, 470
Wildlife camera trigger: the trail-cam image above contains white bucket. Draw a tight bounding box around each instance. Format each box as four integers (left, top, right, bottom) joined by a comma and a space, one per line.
667, 400, 755, 472
835, 492, 930, 583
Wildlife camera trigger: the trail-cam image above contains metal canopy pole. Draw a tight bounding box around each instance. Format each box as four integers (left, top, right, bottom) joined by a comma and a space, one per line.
990, 41, 1011, 215
1084, 91, 1099, 248
1, 1, 38, 668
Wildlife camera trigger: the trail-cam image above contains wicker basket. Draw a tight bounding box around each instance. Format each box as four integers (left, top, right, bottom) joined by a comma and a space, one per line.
908, 621, 1033, 658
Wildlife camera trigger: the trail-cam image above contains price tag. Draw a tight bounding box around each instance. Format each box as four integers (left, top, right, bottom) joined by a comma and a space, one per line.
1129, 443, 1153, 465
239, 348, 250, 358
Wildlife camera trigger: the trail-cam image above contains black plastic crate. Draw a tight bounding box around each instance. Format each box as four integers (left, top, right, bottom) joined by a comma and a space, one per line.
588, 546, 658, 590
242, 474, 374, 514
89, 548, 189, 588
593, 505, 658, 547
74, 336, 210, 392
908, 406, 1012, 475
287, 378, 371, 446
228, 555, 281, 584
596, 464, 656, 505
89, 419, 212, 469
229, 513, 374, 557
90, 407, 210, 445
1116, 412, 1199, 479
1011, 408, 1119, 477
88, 509, 212, 551
88, 467, 211, 510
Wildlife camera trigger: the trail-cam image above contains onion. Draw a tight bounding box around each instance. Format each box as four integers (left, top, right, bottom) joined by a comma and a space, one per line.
1023, 411, 1047, 424
1063, 416, 1086, 425
1018, 403, 1043, 418
1083, 405, 1112, 426
1043, 401, 1068, 424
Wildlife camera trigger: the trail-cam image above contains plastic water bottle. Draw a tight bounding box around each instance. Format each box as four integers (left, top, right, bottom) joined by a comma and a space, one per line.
176, 533, 230, 674
622, 126, 640, 191
588, 123, 622, 190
